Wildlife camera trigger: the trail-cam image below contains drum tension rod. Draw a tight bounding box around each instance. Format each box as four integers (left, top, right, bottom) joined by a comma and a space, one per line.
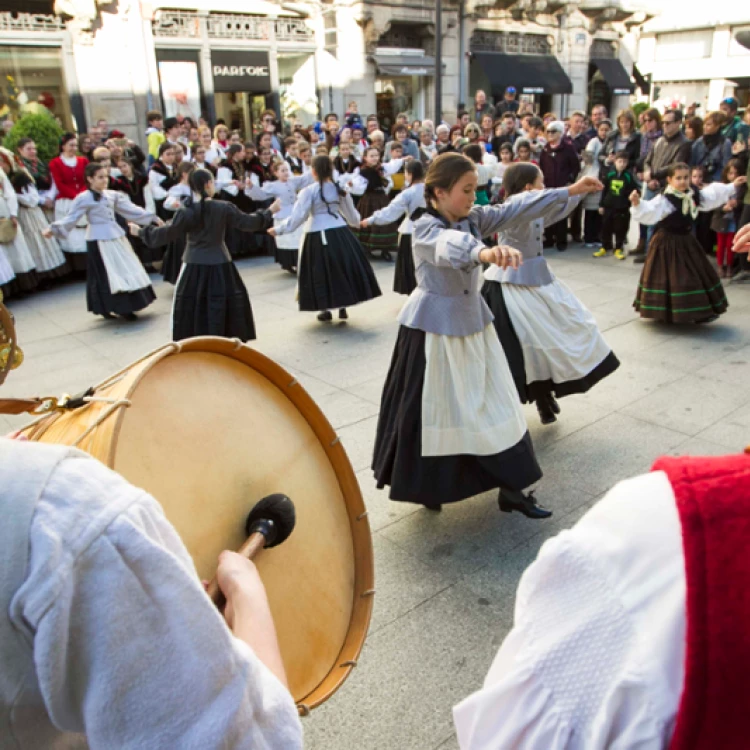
59, 387, 95, 410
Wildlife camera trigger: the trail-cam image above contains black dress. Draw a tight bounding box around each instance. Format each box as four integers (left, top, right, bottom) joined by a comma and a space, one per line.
634, 190, 728, 323
355, 167, 400, 260
393, 207, 424, 295
148, 162, 177, 263
140, 200, 273, 341
113, 173, 154, 268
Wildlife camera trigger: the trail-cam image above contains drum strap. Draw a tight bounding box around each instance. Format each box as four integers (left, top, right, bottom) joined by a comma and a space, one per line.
0, 388, 95, 416
0, 398, 47, 415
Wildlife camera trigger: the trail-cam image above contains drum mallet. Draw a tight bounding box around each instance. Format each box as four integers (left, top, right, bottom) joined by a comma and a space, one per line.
207, 493, 296, 609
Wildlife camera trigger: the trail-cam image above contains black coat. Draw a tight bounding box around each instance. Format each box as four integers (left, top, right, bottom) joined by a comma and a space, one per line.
599, 130, 641, 176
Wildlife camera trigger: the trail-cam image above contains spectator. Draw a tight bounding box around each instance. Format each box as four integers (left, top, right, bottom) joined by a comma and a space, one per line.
594, 151, 637, 260
435, 124, 455, 154
637, 108, 663, 176
479, 114, 494, 145
719, 97, 750, 145
543, 113, 558, 128
260, 110, 283, 153
599, 109, 641, 176
345, 100, 363, 130
473, 90, 495, 124
566, 110, 590, 242
464, 122, 482, 147
494, 86, 519, 118
515, 138, 534, 163
539, 120, 580, 251
418, 127, 438, 165
384, 124, 419, 161
456, 110, 471, 131
366, 115, 379, 134
585, 104, 609, 140
692, 111, 733, 254
580, 118, 612, 247
491, 113, 517, 155
368, 129, 385, 154
685, 116, 703, 142
514, 116, 545, 160
164, 117, 191, 161
632, 109, 692, 263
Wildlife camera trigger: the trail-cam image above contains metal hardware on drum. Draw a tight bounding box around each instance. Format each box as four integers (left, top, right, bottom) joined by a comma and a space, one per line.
207, 494, 297, 610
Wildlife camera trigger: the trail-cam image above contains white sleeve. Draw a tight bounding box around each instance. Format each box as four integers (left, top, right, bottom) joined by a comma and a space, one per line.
629, 194, 673, 225
143, 184, 156, 215
21, 455, 303, 750
338, 191, 361, 228
148, 170, 168, 200
1, 172, 18, 216
383, 158, 405, 176
274, 184, 314, 235
216, 167, 238, 197
16, 185, 40, 208
45, 180, 58, 201
698, 182, 738, 212
348, 171, 367, 196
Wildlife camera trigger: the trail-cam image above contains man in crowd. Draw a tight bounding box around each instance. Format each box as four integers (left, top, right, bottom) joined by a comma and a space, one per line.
473, 90, 495, 124
566, 110, 590, 242
435, 124, 455, 154
457, 110, 471, 131
719, 97, 750, 145
631, 109, 693, 264
494, 86, 520, 117
366, 115, 379, 135
585, 104, 609, 141
261, 110, 283, 153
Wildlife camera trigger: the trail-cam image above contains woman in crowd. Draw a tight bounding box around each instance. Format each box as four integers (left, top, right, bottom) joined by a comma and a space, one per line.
599, 109, 641, 176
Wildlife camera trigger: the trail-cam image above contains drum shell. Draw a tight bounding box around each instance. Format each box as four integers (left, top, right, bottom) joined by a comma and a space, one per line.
22, 336, 374, 713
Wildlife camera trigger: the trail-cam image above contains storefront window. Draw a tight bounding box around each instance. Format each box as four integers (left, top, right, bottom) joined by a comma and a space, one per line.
0, 46, 73, 130
375, 76, 414, 134
278, 52, 317, 128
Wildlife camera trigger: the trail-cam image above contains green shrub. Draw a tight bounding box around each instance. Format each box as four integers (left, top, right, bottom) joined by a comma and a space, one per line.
3, 112, 63, 162
631, 102, 649, 120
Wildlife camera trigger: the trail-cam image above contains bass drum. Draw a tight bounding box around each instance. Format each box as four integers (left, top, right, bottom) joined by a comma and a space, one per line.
22, 336, 374, 714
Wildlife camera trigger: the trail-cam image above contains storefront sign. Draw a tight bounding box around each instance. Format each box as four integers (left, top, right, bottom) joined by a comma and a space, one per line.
522, 86, 545, 94
613, 88, 632, 95
212, 50, 271, 93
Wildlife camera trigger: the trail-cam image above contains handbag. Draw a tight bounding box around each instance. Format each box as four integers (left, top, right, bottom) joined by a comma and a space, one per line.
0, 217, 17, 244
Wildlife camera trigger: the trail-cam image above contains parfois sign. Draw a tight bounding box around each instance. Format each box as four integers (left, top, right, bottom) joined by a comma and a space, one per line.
211, 50, 271, 93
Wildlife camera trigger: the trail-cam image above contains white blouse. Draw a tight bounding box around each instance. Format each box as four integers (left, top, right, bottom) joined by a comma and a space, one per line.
453, 470, 686, 750
630, 182, 737, 225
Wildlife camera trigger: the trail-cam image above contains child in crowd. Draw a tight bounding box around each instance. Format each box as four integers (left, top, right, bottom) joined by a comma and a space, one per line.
711, 160, 743, 278
496, 143, 513, 181
515, 139, 534, 164
386, 142, 407, 197
284, 137, 304, 175
631, 162, 746, 324
594, 151, 636, 260
463, 144, 491, 205
145, 110, 165, 166
580, 118, 612, 247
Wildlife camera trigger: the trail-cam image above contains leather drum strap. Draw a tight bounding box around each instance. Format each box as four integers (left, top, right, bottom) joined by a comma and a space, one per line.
0, 398, 49, 415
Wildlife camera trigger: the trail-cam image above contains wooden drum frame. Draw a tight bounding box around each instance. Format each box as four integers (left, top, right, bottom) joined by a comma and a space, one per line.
21, 336, 374, 714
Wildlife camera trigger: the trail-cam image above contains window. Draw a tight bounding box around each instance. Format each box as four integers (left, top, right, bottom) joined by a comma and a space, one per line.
0, 45, 73, 129
654, 30, 713, 61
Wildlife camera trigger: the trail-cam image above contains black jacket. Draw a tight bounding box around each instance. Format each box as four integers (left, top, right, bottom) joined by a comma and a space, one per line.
599, 130, 642, 176
600, 169, 637, 210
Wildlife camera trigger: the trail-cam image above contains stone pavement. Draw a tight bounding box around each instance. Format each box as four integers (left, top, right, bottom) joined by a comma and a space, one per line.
4, 243, 750, 749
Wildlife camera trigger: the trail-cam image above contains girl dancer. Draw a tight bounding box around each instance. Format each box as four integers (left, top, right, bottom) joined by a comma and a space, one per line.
160, 162, 195, 284
360, 159, 426, 295
631, 162, 746, 324
149, 142, 178, 221
48, 133, 89, 274
270, 155, 381, 322
130, 169, 279, 341
113, 155, 155, 268
245, 161, 312, 274
0, 162, 37, 296
372, 153, 603, 515
44, 163, 160, 320
352, 146, 400, 260
481, 162, 618, 426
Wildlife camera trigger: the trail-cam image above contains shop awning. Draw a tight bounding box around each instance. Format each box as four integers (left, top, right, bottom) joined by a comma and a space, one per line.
591, 58, 635, 95
472, 52, 573, 96
371, 55, 438, 77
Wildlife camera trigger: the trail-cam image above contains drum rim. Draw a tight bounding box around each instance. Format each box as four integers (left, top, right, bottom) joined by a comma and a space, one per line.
95, 336, 373, 713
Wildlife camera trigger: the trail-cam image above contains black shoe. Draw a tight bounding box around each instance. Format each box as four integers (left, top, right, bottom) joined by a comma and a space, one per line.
632, 255, 646, 264
549, 394, 560, 415
498, 489, 552, 519
382, 251, 392, 262
101, 312, 116, 320
338, 308, 348, 320
556, 244, 567, 252
695, 314, 719, 324
317, 310, 333, 322
536, 398, 557, 425
122, 312, 138, 321
571, 235, 582, 243
424, 503, 442, 512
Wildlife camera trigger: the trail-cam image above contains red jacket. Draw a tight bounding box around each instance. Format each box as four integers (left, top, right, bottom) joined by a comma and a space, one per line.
48, 156, 89, 201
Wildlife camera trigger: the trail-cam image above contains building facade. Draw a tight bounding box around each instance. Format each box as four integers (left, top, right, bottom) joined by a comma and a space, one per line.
0, 0, 652, 145
635, 4, 750, 114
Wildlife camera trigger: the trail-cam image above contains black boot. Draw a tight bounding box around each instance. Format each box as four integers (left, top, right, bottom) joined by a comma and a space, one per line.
338, 308, 348, 320
536, 396, 557, 425
424, 502, 442, 512
498, 489, 552, 519
317, 310, 333, 322
549, 394, 560, 415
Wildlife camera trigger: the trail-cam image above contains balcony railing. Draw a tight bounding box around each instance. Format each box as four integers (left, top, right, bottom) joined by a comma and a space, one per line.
0, 12, 64, 32
152, 11, 314, 43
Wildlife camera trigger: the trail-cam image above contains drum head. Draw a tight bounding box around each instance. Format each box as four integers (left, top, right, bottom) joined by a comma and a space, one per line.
64, 338, 373, 711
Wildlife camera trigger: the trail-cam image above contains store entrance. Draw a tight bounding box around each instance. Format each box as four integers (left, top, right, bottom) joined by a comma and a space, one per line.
213, 92, 272, 141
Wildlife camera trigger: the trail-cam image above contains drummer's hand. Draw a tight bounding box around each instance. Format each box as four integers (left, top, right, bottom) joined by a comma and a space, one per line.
128, 222, 142, 237
215, 550, 289, 688
479, 245, 522, 269
733, 223, 750, 254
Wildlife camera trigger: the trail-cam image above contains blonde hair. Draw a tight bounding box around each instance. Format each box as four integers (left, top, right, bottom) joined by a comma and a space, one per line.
616, 109, 636, 132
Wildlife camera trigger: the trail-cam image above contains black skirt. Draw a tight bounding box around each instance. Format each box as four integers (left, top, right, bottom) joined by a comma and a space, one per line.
36, 261, 70, 285
482, 280, 621, 404
172, 261, 255, 342
274, 246, 298, 271
161, 235, 185, 285
372, 326, 543, 506
6, 269, 38, 296
356, 192, 400, 256
394, 233, 417, 295
64, 251, 88, 274
298, 226, 382, 312
86, 241, 155, 317
634, 228, 728, 323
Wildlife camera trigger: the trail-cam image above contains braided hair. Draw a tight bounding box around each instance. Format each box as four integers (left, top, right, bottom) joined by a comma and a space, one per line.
312, 154, 345, 218
188, 168, 214, 230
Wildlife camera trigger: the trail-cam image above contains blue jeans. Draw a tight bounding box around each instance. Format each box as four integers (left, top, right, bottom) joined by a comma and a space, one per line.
639, 185, 659, 245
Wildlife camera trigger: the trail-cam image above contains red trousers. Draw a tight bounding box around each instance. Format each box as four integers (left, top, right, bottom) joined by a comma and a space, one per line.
716, 231, 735, 267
